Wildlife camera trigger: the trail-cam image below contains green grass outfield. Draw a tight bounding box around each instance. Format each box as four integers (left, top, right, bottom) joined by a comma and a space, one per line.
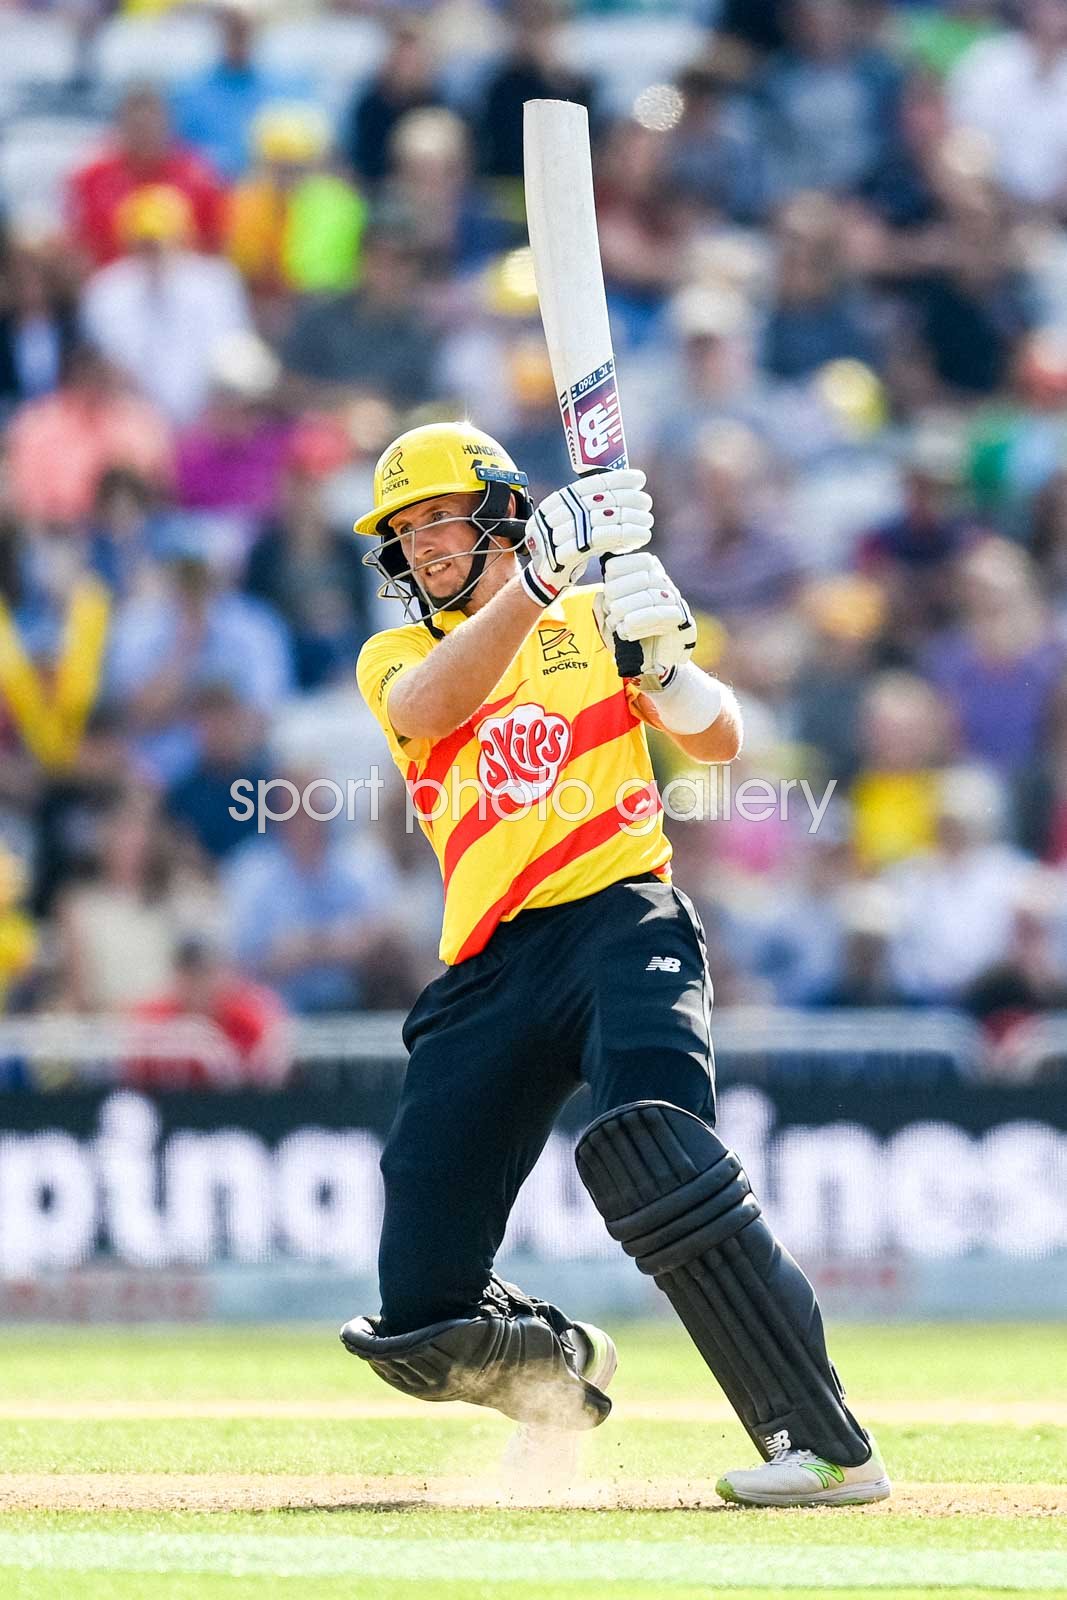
0, 1322, 1064, 1599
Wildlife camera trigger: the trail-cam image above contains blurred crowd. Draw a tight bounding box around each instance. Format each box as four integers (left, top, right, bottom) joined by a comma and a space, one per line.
3, 0, 1067, 1083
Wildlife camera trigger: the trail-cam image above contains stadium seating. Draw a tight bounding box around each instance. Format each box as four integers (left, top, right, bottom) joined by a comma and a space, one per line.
0, 14, 80, 93
556, 16, 708, 114
0, 115, 105, 226
254, 16, 387, 120
91, 13, 221, 89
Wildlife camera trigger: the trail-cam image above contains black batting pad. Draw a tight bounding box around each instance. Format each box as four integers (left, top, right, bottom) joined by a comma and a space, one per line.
576, 1101, 869, 1465
341, 1310, 611, 1430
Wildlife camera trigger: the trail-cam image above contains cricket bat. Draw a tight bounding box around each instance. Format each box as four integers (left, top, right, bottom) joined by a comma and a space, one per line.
523, 98, 643, 678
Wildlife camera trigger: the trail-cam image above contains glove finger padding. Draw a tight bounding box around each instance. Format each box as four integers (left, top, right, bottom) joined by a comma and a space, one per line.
589, 523, 653, 558
522, 468, 656, 606
601, 559, 665, 600
575, 467, 646, 495
601, 550, 661, 579
601, 550, 698, 652
609, 601, 689, 640
538, 492, 653, 529
602, 551, 675, 606
596, 604, 696, 682
579, 506, 654, 533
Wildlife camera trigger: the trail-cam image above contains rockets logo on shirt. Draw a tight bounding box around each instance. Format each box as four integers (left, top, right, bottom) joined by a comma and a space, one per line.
538, 625, 580, 662
477, 703, 572, 804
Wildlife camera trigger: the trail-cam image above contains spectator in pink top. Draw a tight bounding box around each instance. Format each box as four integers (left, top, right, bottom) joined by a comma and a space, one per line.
6, 345, 172, 527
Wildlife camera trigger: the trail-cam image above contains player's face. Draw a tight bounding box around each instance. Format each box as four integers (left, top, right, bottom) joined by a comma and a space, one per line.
389, 492, 482, 607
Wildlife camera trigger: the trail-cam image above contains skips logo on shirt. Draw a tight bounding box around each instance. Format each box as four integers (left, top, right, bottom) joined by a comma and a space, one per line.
477, 702, 572, 804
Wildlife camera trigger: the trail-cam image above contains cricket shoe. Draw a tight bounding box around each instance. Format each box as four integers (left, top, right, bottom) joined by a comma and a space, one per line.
715, 1435, 890, 1508
567, 1320, 618, 1393
499, 1321, 617, 1498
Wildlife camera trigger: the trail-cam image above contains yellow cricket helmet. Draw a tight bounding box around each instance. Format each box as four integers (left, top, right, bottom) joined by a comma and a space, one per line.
355, 420, 532, 620
354, 420, 530, 538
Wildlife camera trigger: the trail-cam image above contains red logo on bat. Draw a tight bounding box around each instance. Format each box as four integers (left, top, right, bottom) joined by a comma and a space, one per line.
477, 702, 572, 804
565, 361, 626, 470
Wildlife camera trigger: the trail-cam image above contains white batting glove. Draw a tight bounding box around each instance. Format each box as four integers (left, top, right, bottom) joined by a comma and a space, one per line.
595, 551, 697, 684
520, 467, 653, 607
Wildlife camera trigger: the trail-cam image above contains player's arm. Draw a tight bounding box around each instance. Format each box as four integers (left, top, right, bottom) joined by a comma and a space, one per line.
633, 677, 743, 764
389, 469, 655, 745
387, 577, 542, 743
597, 553, 743, 765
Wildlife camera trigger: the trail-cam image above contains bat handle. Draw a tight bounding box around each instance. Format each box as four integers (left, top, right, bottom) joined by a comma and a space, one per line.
579, 463, 643, 678
599, 554, 644, 677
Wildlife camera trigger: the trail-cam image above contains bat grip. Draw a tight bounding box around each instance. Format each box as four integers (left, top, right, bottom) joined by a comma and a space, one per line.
580, 462, 643, 677
599, 554, 644, 677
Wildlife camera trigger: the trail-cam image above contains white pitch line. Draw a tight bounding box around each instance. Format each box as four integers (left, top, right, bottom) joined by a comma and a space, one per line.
0, 1534, 1064, 1590
0, 1397, 1063, 1425
0, 1475, 1064, 1517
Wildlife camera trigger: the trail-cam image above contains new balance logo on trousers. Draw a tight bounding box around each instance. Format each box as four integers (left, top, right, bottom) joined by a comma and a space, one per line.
646, 956, 681, 972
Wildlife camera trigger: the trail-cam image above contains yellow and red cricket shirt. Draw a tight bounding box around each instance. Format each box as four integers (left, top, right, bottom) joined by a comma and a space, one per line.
356, 588, 672, 965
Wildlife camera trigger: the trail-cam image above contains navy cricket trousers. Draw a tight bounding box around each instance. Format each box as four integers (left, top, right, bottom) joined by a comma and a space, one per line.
377, 875, 715, 1332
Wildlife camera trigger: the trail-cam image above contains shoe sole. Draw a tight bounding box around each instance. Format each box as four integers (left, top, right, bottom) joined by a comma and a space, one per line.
715, 1475, 892, 1508
500, 1323, 617, 1465
573, 1322, 618, 1392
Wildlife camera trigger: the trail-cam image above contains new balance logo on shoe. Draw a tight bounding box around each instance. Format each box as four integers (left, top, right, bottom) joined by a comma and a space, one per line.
763, 1430, 792, 1456
799, 1459, 846, 1489
645, 956, 681, 972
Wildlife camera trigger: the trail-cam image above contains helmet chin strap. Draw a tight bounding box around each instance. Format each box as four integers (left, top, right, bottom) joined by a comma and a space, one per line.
366, 480, 527, 629
434, 527, 492, 608
414, 526, 500, 634
412, 479, 518, 619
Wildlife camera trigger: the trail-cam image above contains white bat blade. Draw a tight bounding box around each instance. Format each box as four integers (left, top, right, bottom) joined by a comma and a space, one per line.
523, 98, 627, 476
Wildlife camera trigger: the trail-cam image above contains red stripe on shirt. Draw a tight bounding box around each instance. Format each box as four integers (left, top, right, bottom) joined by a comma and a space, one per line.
442, 687, 636, 888
408, 682, 526, 820
451, 782, 661, 964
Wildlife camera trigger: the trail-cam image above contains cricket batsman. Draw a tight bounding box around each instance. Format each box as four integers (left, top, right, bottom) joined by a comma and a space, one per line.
341, 421, 890, 1507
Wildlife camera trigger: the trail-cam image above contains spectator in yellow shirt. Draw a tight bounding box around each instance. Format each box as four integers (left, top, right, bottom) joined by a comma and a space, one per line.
226, 103, 367, 306
0, 845, 36, 1011
850, 671, 950, 870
